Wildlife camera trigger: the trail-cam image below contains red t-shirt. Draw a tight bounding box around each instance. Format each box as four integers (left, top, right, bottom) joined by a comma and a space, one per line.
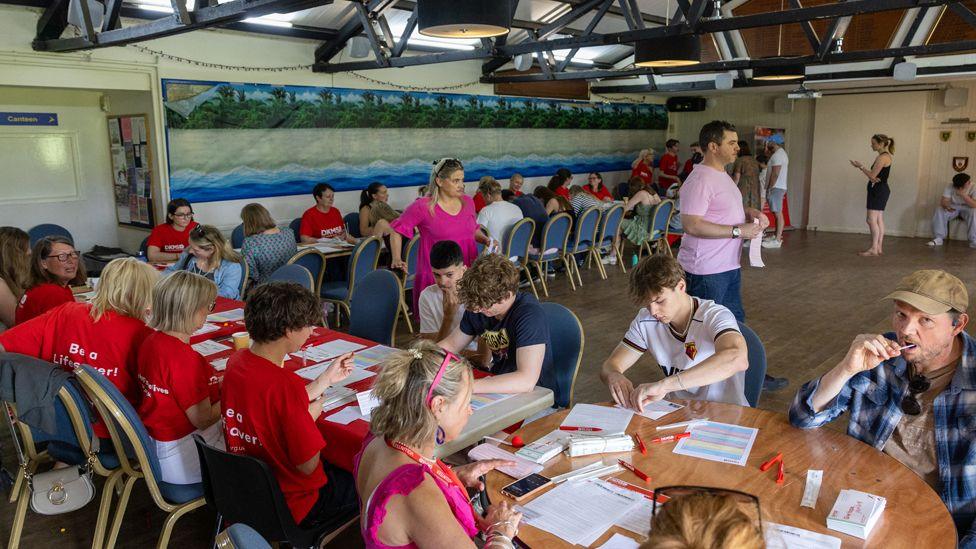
136, 331, 212, 442
512, 190, 523, 197
683, 159, 694, 177
299, 207, 345, 239
15, 283, 74, 325
0, 301, 151, 438
222, 349, 326, 523
554, 186, 570, 199
631, 162, 653, 185
585, 185, 612, 201
147, 221, 199, 254
659, 153, 680, 191
472, 192, 486, 213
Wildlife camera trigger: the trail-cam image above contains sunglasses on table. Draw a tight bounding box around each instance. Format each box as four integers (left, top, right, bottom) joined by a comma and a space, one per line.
900, 368, 931, 416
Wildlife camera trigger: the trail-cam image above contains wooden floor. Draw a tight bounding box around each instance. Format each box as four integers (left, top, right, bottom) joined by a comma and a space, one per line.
3, 230, 975, 548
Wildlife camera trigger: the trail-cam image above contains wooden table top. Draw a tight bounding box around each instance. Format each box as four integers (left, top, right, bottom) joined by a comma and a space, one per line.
485, 401, 956, 549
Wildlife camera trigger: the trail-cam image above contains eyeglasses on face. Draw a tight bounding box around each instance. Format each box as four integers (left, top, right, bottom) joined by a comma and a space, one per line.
44, 252, 80, 263
172, 212, 195, 219
208, 299, 217, 312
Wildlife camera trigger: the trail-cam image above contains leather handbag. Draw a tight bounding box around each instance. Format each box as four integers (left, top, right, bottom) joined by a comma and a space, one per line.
26, 456, 95, 515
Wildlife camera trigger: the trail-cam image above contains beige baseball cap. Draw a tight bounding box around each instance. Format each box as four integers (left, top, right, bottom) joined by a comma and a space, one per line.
884, 269, 969, 314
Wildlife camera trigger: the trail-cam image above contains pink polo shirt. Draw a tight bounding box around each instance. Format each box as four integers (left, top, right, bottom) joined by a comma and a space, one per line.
677, 164, 746, 276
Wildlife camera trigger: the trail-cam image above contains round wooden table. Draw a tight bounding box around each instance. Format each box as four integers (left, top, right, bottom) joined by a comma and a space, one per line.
485, 402, 956, 548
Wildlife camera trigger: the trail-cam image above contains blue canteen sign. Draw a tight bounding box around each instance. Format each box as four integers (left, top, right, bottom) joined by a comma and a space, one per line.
0, 112, 59, 126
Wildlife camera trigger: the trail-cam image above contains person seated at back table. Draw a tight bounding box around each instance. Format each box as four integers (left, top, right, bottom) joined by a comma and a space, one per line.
789, 269, 976, 546
147, 198, 199, 262
512, 192, 549, 251
477, 180, 523, 244
508, 173, 525, 197
299, 182, 357, 245
165, 225, 243, 300
438, 253, 565, 406
568, 184, 601, 218
137, 271, 224, 485
601, 254, 749, 412
240, 203, 297, 286
358, 182, 400, 240
584, 172, 613, 201
222, 281, 357, 530
355, 342, 522, 549
928, 173, 976, 248
0, 227, 31, 331
472, 175, 498, 214
16, 236, 86, 324
418, 242, 486, 361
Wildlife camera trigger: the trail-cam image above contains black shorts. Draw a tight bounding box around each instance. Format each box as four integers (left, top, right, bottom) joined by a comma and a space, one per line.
298, 461, 359, 531
866, 181, 891, 211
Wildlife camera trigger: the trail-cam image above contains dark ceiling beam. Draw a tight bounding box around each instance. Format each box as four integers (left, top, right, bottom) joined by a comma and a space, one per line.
34, 0, 69, 41
816, 16, 842, 59
313, 47, 491, 72
556, 0, 614, 71
390, 1, 583, 37
563, 0, 667, 26
497, 0, 960, 57
33, 0, 333, 51
949, 2, 976, 28
102, 0, 124, 31
480, 1, 522, 74
355, 0, 390, 67
790, 0, 821, 53
314, 0, 394, 63
537, 0, 608, 40
391, 8, 417, 57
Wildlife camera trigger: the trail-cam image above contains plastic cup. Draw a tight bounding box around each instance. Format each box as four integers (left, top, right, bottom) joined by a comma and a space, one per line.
232, 331, 251, 350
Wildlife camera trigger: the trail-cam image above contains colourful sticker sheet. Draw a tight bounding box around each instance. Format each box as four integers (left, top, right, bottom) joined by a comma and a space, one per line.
672, 420, 758, 466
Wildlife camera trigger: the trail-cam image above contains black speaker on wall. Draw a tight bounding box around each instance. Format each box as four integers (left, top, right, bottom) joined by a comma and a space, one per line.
666, 97, 708, 112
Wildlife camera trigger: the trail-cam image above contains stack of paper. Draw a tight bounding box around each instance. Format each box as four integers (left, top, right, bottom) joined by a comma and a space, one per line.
826, 489, 886, 539
566, 434, 634, 457
467, 443, 543, 479
764, 522, 841, 549
519, 478, 643, 546
622, 400, 684, 421
561, 403, 634, 435
321, 386, 355, 408
207, 308, 244, 323
295, 339, 366, 363
515, 430, 572, 464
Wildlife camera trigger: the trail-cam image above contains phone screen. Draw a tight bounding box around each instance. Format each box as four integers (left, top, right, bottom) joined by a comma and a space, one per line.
501, 473, 551, 498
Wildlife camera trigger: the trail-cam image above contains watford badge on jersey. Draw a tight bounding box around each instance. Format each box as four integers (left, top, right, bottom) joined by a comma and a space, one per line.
684, 341, 698, 360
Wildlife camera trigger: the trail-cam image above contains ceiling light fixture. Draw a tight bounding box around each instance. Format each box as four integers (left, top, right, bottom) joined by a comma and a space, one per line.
752, 62, 805, 81
633, 0, 701, 67
418, 0, 512, 39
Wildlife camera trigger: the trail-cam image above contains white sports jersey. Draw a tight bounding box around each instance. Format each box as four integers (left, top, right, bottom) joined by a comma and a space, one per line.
622, 298, 748, 406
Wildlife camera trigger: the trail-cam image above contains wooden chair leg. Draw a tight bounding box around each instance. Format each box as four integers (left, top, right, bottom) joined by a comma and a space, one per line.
399, 292, 414, 334
522, 265, 539, 299
562, 257, 577, 291
593, 250, 607, 280
572, 254, 583, 287
93, 470, 123, 549
105, 475, 137, 549
532, 262, 549, 297
156, 499, 206, 549
7, 473, 30, 549
8, 466, 23, 504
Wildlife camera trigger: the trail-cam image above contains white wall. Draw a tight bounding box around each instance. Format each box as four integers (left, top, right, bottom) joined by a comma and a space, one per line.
807, 92, 926, 237
669, 93, 816, 227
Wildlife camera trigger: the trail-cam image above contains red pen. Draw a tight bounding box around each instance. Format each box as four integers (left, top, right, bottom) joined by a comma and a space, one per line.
776, 460, 785, 484
649, 432, 691, 444
617, 459, 652, 483
635, 433, 647, 455
760, 452, 783, 472
559, 426, 603, 432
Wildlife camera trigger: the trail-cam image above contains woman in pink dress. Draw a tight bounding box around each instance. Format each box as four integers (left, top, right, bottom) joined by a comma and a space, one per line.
391, 158, 489, 313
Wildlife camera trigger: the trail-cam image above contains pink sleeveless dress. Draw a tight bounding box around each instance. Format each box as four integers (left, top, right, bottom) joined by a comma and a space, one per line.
354, 436, 479, 549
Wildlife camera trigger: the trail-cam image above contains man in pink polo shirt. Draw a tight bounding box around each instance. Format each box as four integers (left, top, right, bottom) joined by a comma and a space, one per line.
678, 120, 787, 392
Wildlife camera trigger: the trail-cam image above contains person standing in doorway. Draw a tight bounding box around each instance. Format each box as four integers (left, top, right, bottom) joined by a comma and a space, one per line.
762, 134, 788, 249
850, 134, 894, 256
678, 121, 786, 392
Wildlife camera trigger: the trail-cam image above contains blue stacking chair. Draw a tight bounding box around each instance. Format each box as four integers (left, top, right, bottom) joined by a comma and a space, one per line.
287, 249, 326, 296
528, 213, 574, 297
349, 269, 403, 347
28, 223, 73, 246
596, 204, 626, 273
738, 322, 767, 408
321, 236, 381, 326
75, 365, 205, 549
398, 235, 420, 334
344, 212, 361, 239
267, 264, 314, 292
216, 524, 272, 549
567, 206, 603, 285
503, 218, 538, 299
540, 302, 583, 408
237, 260, 250, 297
231, 224, 245, 249
139, 237, 149, 257
643, 199, 675, 258
288, 218, 302, 243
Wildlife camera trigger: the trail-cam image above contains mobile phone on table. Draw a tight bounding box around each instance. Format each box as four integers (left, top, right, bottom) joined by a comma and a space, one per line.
500, 473, 552, 501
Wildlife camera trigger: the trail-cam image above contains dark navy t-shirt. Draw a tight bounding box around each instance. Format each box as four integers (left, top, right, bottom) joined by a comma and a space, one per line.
512, 195, 549, 247
459, 292, 563, 406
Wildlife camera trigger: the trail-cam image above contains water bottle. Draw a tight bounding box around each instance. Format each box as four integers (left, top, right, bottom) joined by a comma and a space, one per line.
631, 254, 639, 267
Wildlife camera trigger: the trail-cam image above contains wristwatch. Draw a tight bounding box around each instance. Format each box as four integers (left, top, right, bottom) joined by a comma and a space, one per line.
731, 225, 741, 239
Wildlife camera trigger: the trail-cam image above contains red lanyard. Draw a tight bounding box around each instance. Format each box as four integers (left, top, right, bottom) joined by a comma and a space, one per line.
386, 439, 468, 496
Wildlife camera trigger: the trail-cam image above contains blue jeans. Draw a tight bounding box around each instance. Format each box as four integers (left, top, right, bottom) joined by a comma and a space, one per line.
686, 268, 745, 322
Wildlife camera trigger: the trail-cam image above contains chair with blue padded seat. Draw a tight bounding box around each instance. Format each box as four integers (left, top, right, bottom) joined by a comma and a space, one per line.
502, 218, 538, 299
28, 223, 73, 247
321, 236, 381, 326
139, 237, 149, 257
349, 269, 403, 347
75, 365, 206, 549
595, 204, 626, 274
231, 224, 245, 249
738, 322, 767, 408
397, 235, 420, 334
238, 260, 250, 298
643, 199, 675, 258
539, 302, 583, 409
194, 436, 358, 549
566, 206, 604, 285
528, 213, 574, 297
344, 212, 361, 239
288, 218, 303, 243
613, 182, 629, 201
216, 523, 272, 549
286, 249, 326, 296
267, 264, 314, 292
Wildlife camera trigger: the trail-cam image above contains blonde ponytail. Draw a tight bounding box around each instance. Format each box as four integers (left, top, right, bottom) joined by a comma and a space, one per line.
872, 134, 895, 155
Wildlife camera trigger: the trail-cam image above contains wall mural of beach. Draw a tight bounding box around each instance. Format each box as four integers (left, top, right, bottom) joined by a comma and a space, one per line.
161, 79, 668, 203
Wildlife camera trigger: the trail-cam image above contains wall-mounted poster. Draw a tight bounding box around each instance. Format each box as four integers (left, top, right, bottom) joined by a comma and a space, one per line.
161, 79, 668, 203
754, 126, 786, 156
107, 114, 155, 228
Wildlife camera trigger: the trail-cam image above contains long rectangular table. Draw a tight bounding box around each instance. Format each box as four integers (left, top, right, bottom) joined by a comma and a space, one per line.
197, 298, 553, 472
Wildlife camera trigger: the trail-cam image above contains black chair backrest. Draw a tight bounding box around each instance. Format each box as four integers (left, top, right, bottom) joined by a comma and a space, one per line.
193, 435, 316, 548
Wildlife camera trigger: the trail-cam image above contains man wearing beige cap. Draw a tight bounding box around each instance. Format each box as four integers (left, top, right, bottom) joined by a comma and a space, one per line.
790, 269, 976, 546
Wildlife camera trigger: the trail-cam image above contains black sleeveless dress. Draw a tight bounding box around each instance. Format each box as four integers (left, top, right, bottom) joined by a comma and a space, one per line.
866, 163, 891, 211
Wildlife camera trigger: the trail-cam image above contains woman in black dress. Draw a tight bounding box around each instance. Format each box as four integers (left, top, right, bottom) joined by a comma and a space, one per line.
849, 134, 894, 256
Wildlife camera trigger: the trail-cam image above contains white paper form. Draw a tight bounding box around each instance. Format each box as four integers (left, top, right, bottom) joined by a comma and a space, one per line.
520, 478, 642, 545
293, 363, 376, 387
294, 340, 366, 363
614, 498, 653, 537
561, 403, 634, 435
192, 340, 230, 357
356, 389, 381, 417
324, 406, 369, 425
763, 522, 841, 549
598, 533, 641, 549
467, 444, 543, 479
749, 219, 765, 267
192, 323, 220, 336
210, 358, 228, 371
619, 400, 684, 421
207, 308, 244, 322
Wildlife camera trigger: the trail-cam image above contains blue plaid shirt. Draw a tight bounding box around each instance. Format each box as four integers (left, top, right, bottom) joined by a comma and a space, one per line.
790, 331, 976, 547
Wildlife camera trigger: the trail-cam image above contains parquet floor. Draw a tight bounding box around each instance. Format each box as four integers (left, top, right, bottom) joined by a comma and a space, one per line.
4, 230, 974, 548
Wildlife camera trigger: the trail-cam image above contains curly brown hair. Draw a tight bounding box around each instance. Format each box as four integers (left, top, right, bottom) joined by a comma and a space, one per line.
244, 281, 323, 343
457, 253, 520, 311
629, 254, 685, 305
